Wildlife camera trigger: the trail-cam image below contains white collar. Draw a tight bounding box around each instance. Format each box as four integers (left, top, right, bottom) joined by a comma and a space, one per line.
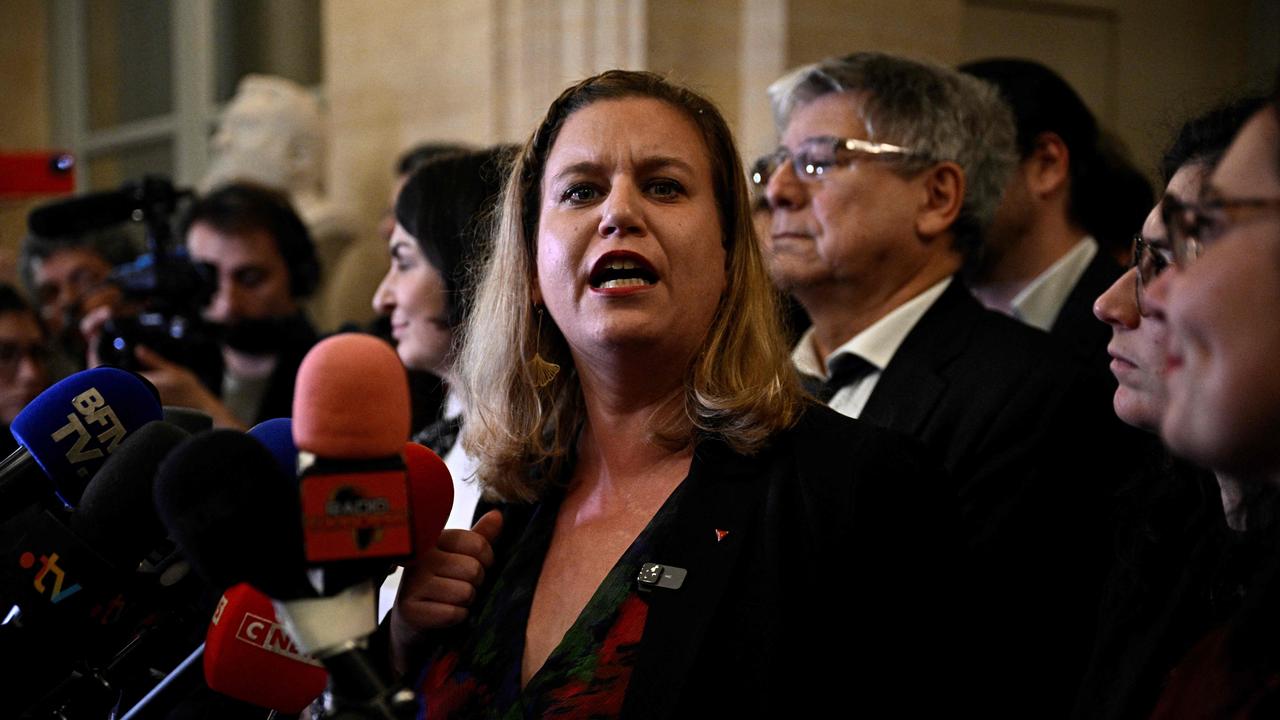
1010, 236, 1098, 332
792, 277, 952, 378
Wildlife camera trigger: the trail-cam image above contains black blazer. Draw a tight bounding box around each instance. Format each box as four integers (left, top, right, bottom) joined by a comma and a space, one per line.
858, 278, 1126, 716
1050, 249, 1124, 363
413, 406, 965, 718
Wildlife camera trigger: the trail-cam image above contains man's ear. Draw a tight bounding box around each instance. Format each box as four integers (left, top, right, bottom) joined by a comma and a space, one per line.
916, 161, 965, 239
1025, 131, 1070, 198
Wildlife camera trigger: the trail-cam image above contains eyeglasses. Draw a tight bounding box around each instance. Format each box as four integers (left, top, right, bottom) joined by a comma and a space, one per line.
1131, 234, 1172, 316
750, 136, 925, 189
0, 340, 49, 376
1162, 192, 1280, 269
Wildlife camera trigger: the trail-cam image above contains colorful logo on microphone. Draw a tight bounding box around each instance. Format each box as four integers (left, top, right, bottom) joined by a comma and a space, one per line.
300, 470, 412, 562
18, 550, 81, 603
235, 612, 324, 668
49, 387, 127, 478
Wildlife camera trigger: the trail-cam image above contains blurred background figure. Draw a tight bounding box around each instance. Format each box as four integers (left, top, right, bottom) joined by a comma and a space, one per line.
961, 58, 1142, 362
0, 283, 51, 455
373, 145, 511, 529
201, 74, 358, 332
18, 225, 138, 376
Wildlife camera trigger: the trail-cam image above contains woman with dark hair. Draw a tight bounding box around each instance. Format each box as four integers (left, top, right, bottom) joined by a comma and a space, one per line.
374, 146, 511, 528
387, 70, 959, 717
1137, 82, 1280, 717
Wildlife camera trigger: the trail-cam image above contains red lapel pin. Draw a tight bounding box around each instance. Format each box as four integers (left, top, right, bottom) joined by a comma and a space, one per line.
714, 528, 729, 542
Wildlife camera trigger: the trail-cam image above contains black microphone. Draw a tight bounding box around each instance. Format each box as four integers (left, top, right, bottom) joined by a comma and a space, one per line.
26, 176, 190, 238
155, 430, 415, 719
0, 421, 201, 718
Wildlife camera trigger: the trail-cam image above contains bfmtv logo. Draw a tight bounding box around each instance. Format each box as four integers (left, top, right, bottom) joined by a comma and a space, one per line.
49, 387, 127, 479
236, 612, 324, 668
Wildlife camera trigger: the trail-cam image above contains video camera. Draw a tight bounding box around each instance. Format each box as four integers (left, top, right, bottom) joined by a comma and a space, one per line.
27, 176, 223, 387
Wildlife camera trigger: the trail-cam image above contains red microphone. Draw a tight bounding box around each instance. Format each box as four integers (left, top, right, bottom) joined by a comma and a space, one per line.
292, 334, 412, 565
404, 442, 454, 552
204, 583, 328, 714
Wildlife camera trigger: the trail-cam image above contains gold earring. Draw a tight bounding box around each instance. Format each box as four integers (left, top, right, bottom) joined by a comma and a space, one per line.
529, 307, 560, 388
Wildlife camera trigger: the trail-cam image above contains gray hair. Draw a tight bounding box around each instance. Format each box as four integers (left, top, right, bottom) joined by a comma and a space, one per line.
768, 52, 1017, 256
18, 226, 140, 301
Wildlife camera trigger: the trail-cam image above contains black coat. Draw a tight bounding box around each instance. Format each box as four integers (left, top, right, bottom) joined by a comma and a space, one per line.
414, 405, 965, 718
857, 278, 1131, 716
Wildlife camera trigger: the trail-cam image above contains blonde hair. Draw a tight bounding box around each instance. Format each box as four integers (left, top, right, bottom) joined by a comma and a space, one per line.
457, 70, 804, 502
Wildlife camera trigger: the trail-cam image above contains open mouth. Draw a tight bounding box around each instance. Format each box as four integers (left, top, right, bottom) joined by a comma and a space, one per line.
589, 252, 658, 290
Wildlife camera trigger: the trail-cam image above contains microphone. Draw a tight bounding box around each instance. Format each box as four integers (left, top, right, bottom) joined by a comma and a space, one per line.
247, 417, 298, 482
204, 583, 327, 714
403, 442, 453, 553
155, 430, 416, 719
162, 406, 214, 435
27, 189, 138, 237
0, 367, 164, 516
293, 335, 412, 580
0, 420, 199, 717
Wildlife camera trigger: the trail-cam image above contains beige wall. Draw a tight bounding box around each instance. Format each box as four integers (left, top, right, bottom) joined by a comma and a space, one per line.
0, 0, 52, 285
9, 0, 1275, 271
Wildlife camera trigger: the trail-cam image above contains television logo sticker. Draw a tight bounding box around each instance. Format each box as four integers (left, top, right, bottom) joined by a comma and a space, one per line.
19, 551, 81, 603
50, 387, 127, 478
235, 612, 323, 667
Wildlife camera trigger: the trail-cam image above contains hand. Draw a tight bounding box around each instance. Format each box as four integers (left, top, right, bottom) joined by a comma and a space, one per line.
133, 345, 245, 430
390, 509, 503, 674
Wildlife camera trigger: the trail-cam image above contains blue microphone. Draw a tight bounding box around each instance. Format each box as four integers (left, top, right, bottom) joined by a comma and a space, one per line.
1, 368, 163, 516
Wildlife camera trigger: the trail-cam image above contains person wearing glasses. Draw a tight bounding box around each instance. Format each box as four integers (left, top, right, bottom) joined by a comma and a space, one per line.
758, 52, 1125, 715
0, 284, 51, 455
1077, 97, 1270, 720
1135, 85, 1280, 719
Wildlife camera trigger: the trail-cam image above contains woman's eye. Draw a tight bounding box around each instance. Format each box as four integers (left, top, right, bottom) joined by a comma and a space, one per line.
562, 184, 599, 204
648, 179, 683, 199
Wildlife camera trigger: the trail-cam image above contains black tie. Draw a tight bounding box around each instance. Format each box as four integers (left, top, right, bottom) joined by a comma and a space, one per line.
801, 353, 876, 403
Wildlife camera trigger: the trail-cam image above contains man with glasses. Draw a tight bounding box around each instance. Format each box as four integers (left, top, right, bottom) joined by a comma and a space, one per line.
760, 52, 1120, 715
959, 59, 1129, 361
0, 284, 50, 456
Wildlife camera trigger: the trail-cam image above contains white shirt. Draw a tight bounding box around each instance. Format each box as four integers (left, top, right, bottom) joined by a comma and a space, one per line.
379, 390, 484, 621
792, 278, 951, 419
1009, 236, 1098, 332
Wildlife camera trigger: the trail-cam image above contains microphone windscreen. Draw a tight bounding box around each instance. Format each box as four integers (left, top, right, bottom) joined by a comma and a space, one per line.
27, 189, 135, 237
204, 583, 327, 714
162, 406, 214, 434
291, 334, 410, 458
10, 367, 164, 506
404, 443, 454, 552
154, 430, 310, 599
247, 418, 297, 481
71, 421, 189, 569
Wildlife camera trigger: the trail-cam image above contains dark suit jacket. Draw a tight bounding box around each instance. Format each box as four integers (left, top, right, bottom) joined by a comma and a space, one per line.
1049, 248, 1124, 363
410, 406, 964, 718
857, 278, 1125, 716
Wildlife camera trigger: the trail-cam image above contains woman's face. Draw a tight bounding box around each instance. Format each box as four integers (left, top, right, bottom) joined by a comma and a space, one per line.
1149, 108, 1280, 475
1093, 163, 1203, 432
534, 97, 727, 370
372, 224, 453, 377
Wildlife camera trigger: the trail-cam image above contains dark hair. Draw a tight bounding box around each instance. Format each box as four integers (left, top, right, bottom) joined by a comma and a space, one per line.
18, 226, 139, 301
393, 145, 515, 327
1086, 134, 1154, 257
395, 142, 474, 177
179, 182, 320, 298
960, 58, 1099, 228
1161, 96, 1267, 183
0, 283, 45, 337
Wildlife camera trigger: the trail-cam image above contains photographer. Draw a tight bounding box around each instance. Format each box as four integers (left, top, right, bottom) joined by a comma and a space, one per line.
86, 182, 320, 429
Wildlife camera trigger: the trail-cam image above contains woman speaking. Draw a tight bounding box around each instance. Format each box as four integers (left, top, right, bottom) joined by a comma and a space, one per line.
390, 70, 960, 717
